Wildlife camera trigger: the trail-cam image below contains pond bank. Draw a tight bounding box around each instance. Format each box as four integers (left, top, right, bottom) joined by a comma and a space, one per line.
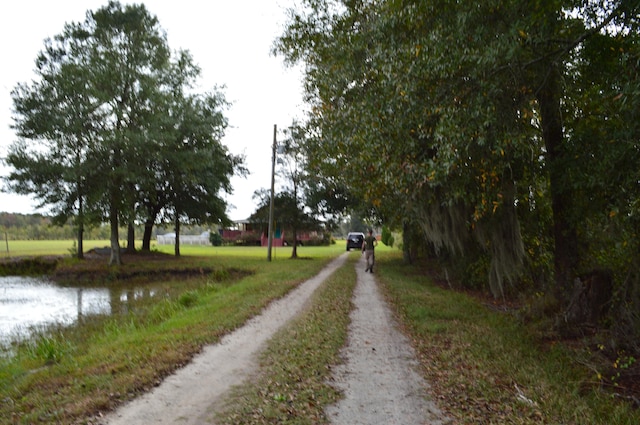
0, 256, 60, 276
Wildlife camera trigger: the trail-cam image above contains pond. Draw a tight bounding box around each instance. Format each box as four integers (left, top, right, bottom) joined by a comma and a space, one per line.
0, 276, 161, 347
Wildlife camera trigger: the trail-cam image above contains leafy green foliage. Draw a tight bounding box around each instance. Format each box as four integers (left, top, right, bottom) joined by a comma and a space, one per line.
209, 231, 223, 246
251, 192, 321, 239
274, 0, 640, 303
5, 1, 243, 264
381, 226, 394, 247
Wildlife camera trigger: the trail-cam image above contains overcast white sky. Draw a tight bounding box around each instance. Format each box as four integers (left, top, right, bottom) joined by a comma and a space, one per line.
0, 0, 305, 221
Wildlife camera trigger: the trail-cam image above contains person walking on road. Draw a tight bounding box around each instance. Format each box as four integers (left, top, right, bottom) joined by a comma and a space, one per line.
362, 229, 378, 273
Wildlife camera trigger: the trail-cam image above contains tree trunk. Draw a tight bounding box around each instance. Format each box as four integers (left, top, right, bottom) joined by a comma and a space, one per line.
174, 218, 181, 257
126, 222, 136, 254
109, 204, 122, 265
141, 204, 160, 251
537, 66, 578, 304
291, 227, 298, 259
75, 154, 84, 259
564, 269, 613, 327
142, 219, 154, 251
77, 223, 84, 260
402, 222, 414, 264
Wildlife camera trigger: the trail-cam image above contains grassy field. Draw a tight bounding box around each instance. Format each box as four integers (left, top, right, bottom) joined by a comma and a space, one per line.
0, 241, 347, 423
2, 239, 93, 257
1, 239, 348, 259
1, 242, 639, 424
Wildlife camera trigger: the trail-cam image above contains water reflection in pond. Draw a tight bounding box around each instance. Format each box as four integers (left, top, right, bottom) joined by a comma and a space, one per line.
0, 276, 159, 346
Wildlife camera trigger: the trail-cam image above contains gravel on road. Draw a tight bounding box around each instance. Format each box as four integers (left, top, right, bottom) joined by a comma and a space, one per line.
325, 256, 450, 425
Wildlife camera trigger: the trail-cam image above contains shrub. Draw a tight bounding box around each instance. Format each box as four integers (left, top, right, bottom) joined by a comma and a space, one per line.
209, 232, 223, 246
381, 226, 394, 247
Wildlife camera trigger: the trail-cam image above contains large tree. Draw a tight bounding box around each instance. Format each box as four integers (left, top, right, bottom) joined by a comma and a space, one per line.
6, 24, 108, 259
250, 122, 322, 258
78, 2, 174, 265
279, 122, 315, 258
275, 0, 640, 302
7, 1, 171, 265
163, 92, 245, 256
6, 1, 243, 264
250, 190, 321, 258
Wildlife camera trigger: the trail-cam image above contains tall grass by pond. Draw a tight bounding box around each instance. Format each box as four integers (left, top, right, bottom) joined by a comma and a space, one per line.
0, 243, 345, 423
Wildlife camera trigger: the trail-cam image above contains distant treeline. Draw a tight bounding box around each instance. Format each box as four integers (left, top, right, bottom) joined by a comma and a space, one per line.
0, 212, 208, 241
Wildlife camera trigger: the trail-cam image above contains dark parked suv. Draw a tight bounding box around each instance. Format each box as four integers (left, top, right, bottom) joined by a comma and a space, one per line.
346, 232, 365, 251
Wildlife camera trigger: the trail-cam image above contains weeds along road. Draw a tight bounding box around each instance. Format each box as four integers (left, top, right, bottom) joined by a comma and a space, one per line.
101, 252, 449, 425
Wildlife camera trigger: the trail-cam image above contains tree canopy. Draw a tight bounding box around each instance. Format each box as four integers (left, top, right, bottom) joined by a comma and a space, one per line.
5, 1, 244, 264
275, 0, 640, 346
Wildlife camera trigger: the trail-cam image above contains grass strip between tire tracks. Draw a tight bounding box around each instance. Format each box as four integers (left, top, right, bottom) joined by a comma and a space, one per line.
214, 254, 358, 424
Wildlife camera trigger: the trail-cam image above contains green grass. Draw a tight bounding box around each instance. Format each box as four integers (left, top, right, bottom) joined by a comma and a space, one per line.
1, 238, 343, 259
2, 239, 109, 257
3, 241, 637, 424
0, 242, 345, 424
155, 243, 344, 259
375, 251, 640, 425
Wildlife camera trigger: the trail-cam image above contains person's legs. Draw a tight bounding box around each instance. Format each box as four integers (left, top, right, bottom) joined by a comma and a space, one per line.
365, 251, 374, 272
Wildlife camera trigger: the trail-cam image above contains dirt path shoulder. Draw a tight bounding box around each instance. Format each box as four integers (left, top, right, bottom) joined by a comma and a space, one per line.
100, 254, 348, 425
325, 256, 450, 424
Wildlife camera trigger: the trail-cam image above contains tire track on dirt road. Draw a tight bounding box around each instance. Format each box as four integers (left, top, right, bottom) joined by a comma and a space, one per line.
325, 255, 450, 425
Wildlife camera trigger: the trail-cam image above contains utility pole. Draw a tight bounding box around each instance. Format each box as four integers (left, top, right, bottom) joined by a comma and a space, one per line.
267, 124, 276, 261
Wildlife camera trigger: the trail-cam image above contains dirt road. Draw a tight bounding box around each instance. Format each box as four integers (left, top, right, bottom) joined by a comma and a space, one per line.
100, 253, 449, 424
325, 259, 449, 425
